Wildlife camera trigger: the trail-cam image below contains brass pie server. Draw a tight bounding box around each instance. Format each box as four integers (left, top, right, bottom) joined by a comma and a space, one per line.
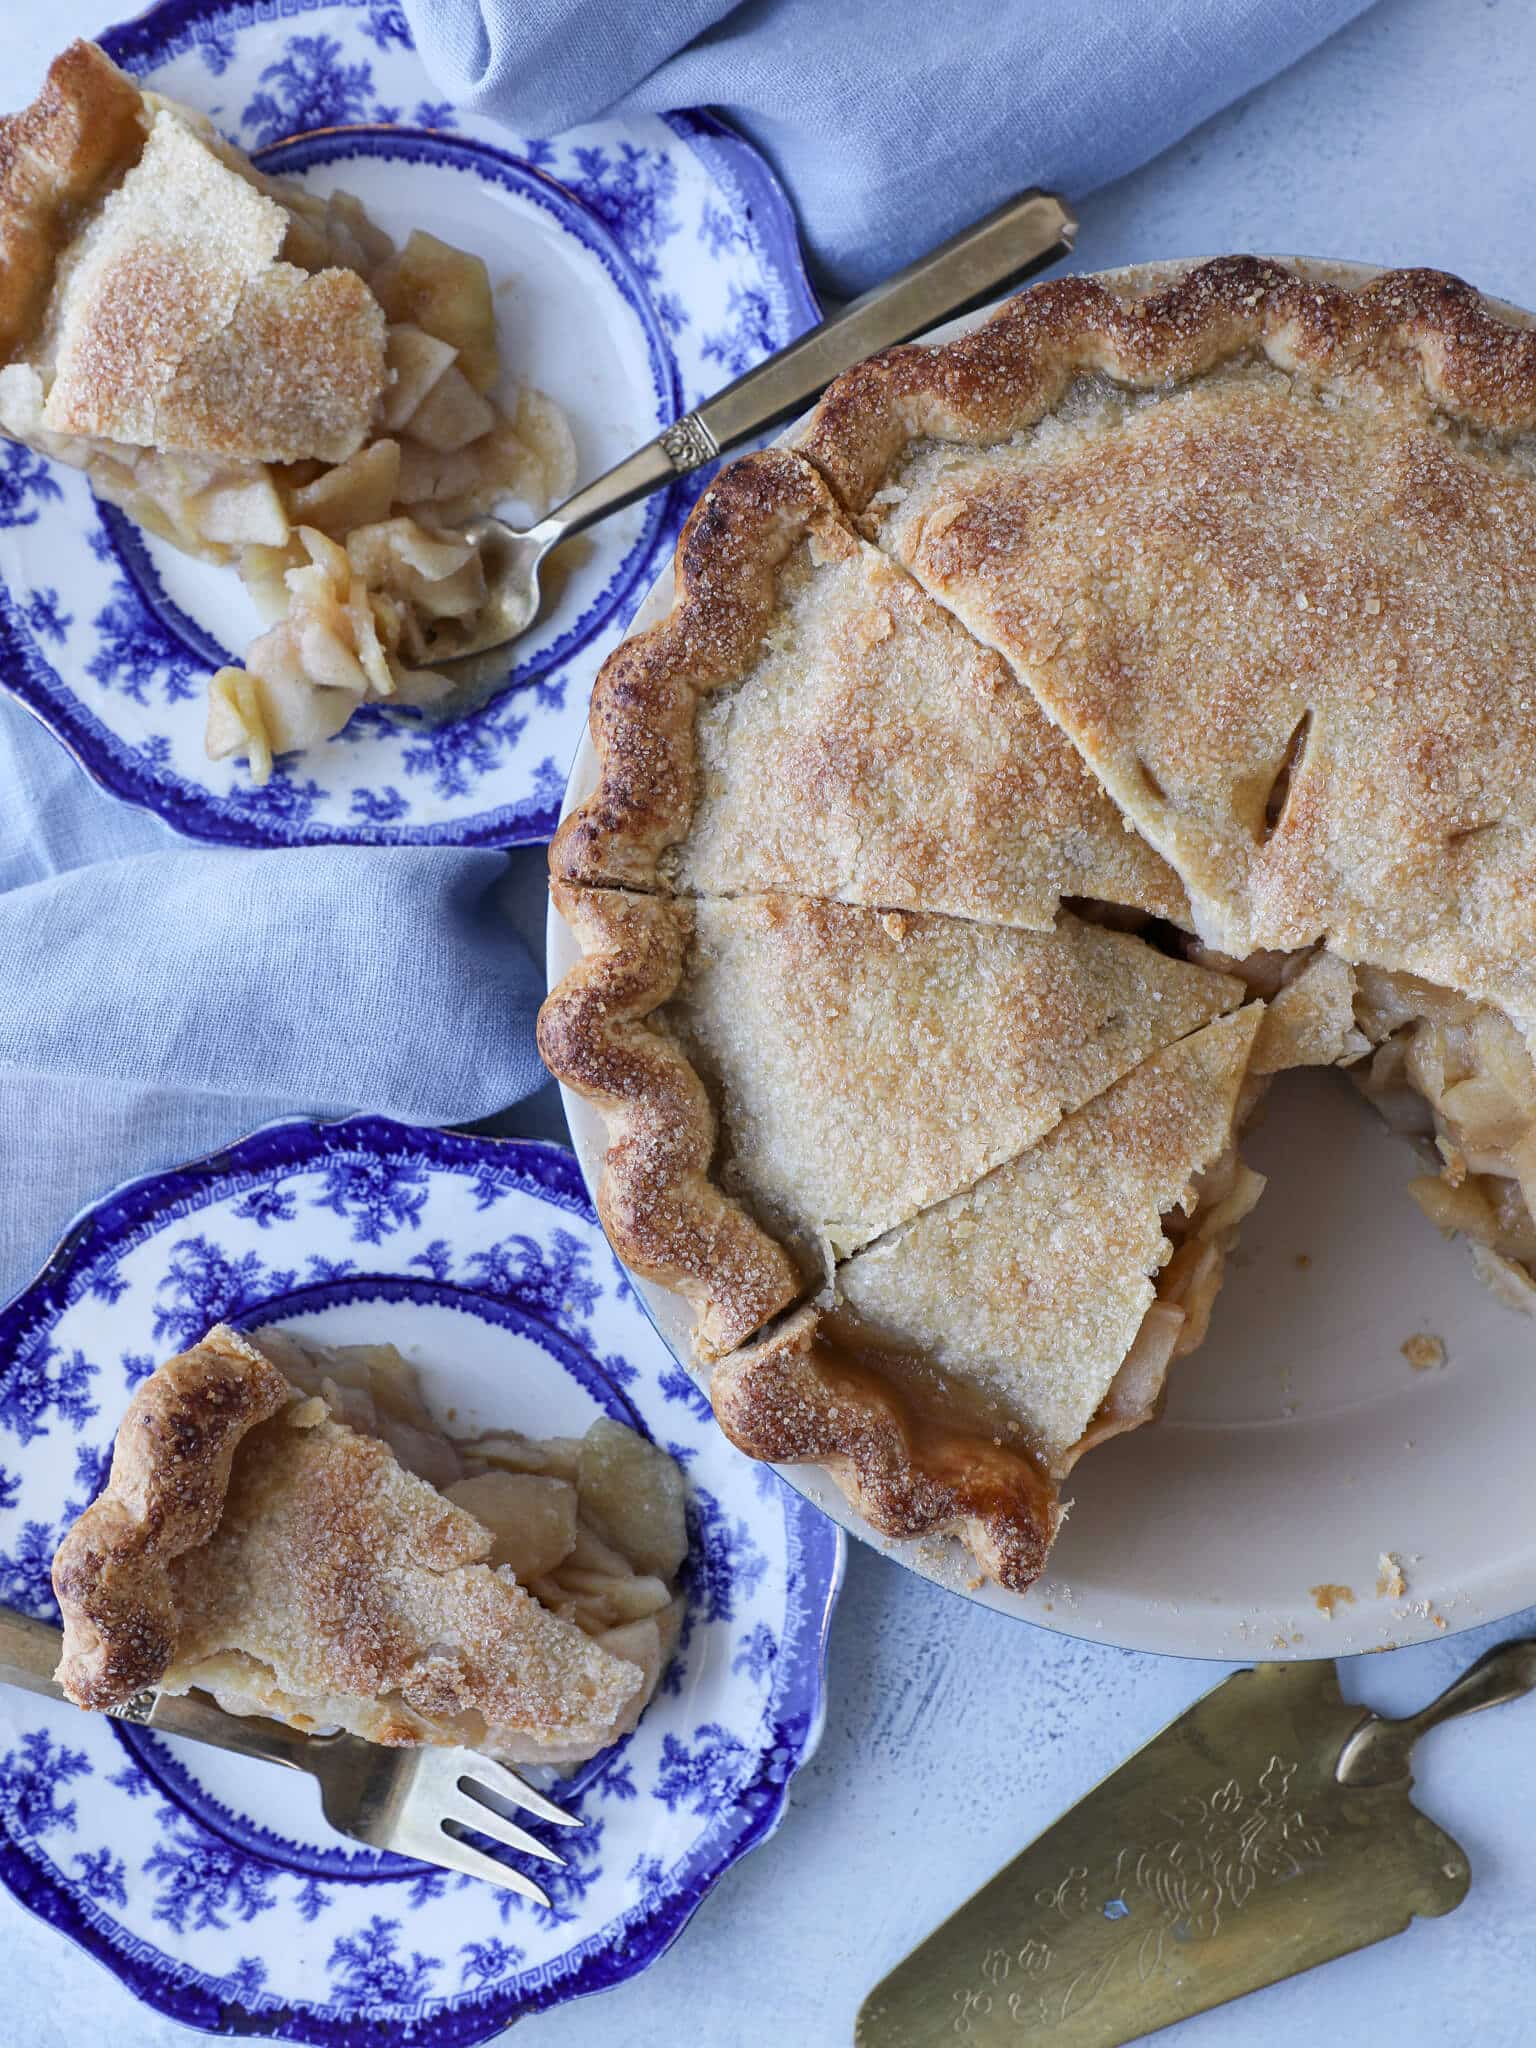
858, 1638, 1536, 2047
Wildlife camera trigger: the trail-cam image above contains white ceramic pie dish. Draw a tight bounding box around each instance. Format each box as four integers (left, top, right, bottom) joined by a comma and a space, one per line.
548, 257, 1536, 1662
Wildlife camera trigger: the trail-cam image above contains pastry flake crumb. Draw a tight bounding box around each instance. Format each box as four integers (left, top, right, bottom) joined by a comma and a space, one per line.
1375, 1551, 1408, 1599
1397, 1596, 1449, 1630
1402, 1332, 1446, 1371
1310, 1582, 1356, 1618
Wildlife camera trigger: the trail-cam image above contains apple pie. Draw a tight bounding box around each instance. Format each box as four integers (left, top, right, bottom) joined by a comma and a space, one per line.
542, 260, 1536, 1591
0, 41, 576, 783
52, 1325, 686, 1764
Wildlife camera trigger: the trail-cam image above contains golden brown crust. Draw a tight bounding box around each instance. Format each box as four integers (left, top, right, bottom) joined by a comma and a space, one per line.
39, 106, 387, 463
156, 265, 387, 464
710, 1306, 1059, 1592
543, 879, 1241, 1363
537, 880, 803, 1358
0, 41, 149, 367
552, 445, 1186, 927
798, 259, 1536, 1017
833, 1004, 1265, 1467
663, 892, 1240, 1268
708, 1007, 1262, 1591
541, 255, 1536, 1593
552, 449, 828, 892
53, 1326, 656, 1751
52, 1325, 291, 1709
799, 258, 1536, 513
174, 1401, 643, 1754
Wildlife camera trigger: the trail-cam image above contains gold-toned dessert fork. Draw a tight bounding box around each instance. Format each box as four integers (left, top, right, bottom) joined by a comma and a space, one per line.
439, 189, 1076, 664
0, 1607, 577, 1904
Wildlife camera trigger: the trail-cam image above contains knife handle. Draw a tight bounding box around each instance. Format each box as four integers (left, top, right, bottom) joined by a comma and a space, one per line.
1337, 1635, 1536, 1786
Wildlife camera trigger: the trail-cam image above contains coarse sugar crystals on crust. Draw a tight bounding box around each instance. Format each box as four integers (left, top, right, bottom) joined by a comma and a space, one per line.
711, 1005, 1263, 1590
664, 892, 1241, 1268
835, 1003, 1264, 1468
168, 1396, 642, 1757
0, 39, 149, 368
552, 446, 1187, 930
540, 880, 1244, 1360
797, 258, 1536, 1027
538, 881, 804, 1361
39, 105, 385, 462
52, 1324, 681, 1762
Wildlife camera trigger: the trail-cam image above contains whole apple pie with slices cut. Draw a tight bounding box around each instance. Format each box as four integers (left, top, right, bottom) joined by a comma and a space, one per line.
52, 1324, 686, 1764
541, 258, 1536, 1593
0, 41, 576, 783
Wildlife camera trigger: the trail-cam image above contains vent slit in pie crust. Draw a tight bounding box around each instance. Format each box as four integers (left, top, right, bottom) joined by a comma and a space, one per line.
549, 256, 1536, 1591
797, 258, 1536, 1028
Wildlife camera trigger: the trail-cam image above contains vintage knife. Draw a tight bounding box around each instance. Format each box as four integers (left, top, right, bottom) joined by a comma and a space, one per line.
857, 1639, 1536, 2047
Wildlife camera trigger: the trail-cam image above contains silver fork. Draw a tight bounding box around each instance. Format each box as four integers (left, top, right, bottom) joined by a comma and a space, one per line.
436, 188, 1076, 665
0, 1608, 578, 1905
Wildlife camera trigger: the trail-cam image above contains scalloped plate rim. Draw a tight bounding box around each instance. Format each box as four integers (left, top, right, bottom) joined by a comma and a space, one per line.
0, 1114, 845, 2042
0, 0, 821, 848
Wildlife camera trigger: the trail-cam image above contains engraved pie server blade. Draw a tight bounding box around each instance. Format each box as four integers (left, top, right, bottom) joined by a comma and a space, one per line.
857, 1639, 1536, 2048
429, 188, 1076, 669
0, 1607, 579, 1906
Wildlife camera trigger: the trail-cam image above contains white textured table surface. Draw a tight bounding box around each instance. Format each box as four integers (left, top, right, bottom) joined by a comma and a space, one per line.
5, 2, 1536, 2043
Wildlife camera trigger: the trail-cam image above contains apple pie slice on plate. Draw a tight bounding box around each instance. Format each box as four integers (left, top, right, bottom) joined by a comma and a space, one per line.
0, 40, 575, 782
52, 1324, 686, 1766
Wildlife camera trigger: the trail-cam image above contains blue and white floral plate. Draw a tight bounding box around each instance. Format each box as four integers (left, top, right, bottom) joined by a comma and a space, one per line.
0, 0, 819, 847
0, 1119, 843, 2041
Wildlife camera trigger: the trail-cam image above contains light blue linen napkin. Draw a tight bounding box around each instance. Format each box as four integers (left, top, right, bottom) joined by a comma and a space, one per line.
403, 0, 1378, 296
0, 697, 545, 1304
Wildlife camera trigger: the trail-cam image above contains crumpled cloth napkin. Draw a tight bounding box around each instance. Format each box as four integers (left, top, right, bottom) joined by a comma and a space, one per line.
403, 0, 1377, 296
0, 699, 545, 1304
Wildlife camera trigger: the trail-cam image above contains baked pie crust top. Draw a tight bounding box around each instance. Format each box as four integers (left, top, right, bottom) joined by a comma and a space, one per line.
543, 257, 1536, 1594
800, 258, 1536, 1026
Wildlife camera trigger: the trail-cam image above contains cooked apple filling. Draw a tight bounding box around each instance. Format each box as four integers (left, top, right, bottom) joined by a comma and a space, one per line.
0, 45, 577, 782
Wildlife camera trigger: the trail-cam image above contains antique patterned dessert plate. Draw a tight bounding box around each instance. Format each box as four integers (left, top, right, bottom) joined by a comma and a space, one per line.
0, 1119, 842, 2041
549, 258, 1536, 1664
0, 0, 818, 846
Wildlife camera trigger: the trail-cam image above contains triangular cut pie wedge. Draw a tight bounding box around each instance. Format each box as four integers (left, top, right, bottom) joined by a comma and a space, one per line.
541, 881, 1243, 1356
53, 1325, 687, 1765
710, 1005, 1265, 1590
799, 258, 1536, 1026
553, 447, 1187, 931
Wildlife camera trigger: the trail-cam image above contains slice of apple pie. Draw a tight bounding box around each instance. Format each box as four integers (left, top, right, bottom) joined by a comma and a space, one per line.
0, 41, 576, 782
52, 1325, 687, 1765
